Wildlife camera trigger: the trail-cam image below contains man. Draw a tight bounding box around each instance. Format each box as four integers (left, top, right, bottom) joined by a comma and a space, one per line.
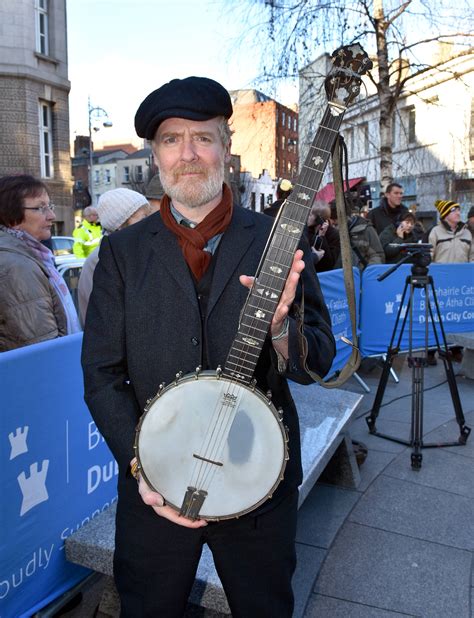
427, 200, 473, 365
82, 76, 335, 617
429, 200, 473, 263
77, 188, 151, 325
333, 202, 385, 269
72, 205, 102, 258
466, 205, 474, 239
368, 182, 409, 235
306, 201, 340, 272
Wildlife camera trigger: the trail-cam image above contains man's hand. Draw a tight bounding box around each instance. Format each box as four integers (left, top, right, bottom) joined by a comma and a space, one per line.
132, 459, 207, 528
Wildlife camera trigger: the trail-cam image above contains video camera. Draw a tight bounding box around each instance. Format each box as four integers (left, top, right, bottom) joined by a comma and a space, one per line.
379, 243, 433, 282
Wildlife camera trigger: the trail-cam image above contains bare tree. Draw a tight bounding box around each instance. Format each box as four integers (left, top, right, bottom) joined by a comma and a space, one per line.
237, 0, 473, 189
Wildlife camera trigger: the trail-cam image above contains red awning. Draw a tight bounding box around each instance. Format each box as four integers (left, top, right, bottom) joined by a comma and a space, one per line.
316, 177, 365, 203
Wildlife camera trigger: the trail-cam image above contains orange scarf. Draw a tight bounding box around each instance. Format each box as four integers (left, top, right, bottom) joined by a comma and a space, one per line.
160, 184, 233, 281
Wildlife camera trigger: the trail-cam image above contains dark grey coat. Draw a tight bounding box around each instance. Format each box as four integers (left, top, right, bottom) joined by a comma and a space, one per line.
82, 205, 335, 502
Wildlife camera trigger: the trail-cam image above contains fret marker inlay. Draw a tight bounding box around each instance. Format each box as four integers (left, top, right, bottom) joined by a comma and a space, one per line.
312, 156, 323, 166
281, 223, 301, 234
255, 310, 266, 319
270, 266, 282, 274
242, 337, 258, 346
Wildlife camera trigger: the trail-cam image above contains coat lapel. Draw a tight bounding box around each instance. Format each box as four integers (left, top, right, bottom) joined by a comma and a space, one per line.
146, 214, 198, 307
206, 207, 256, 317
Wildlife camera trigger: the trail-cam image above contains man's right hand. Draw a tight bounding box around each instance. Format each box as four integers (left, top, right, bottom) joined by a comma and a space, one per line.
137, 468, 208, 529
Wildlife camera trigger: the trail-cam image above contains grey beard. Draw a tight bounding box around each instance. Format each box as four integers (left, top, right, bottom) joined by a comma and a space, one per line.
160, 168, 224, 209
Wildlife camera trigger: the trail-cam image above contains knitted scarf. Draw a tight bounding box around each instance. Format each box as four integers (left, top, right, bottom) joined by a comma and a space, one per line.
0, 225, 81, 334
159, 184, 233, 280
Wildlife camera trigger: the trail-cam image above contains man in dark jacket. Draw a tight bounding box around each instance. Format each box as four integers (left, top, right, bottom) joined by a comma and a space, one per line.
368, 183, 409, 235
81, 76, 335, 617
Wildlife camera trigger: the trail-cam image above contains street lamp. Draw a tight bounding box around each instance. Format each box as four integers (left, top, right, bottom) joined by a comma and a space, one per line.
88, 97, 112, 206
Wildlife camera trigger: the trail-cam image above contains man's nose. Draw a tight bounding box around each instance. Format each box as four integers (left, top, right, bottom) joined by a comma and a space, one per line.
180, 138, 198, 161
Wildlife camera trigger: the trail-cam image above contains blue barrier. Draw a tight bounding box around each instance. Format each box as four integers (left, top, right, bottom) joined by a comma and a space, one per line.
0, 333, 117, 618
318, 268, 361, 376
359, 263, 474, 357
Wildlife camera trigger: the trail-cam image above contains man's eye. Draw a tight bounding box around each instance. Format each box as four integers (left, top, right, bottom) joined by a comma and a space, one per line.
195, 135, 212, 143
163, 136, 178, 144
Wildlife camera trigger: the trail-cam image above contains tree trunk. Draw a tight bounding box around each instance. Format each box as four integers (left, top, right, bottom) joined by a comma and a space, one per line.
374, 0, 393, 190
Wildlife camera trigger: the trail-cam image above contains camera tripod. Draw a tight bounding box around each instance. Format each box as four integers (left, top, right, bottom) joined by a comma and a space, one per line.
365, 249, 471, 469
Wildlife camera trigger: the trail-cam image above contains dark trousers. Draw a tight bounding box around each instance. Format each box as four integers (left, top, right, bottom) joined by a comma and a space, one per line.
114, 485, 298, 618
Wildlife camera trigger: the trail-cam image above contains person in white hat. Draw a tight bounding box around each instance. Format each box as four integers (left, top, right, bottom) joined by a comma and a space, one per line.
78, 188, 151, 325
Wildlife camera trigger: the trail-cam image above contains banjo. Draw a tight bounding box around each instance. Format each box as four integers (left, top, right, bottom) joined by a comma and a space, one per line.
135, 44, 372, 521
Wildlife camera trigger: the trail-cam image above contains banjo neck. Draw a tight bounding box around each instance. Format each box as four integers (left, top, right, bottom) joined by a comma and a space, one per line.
223, 103, 347, 385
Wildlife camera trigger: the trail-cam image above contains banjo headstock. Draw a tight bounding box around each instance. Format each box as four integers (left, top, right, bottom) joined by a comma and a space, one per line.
325, 44, 373, 108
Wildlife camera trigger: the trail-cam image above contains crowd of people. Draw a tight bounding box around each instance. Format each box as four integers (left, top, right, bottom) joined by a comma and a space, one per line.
265, 180, 473, 365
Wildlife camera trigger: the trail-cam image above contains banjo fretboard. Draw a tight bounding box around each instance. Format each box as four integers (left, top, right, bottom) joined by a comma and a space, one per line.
224, 103, 346, 384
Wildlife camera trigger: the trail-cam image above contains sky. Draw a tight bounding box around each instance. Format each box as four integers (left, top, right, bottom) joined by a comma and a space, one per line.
66, 0, 298, 149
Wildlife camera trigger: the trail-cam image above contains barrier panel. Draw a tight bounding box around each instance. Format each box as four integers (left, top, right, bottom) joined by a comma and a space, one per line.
319, 267, 361, 376
359, 263, 474, 357
0, 333, 117, 618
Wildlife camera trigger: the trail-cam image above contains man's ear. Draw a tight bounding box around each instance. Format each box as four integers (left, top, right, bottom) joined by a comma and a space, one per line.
224, 140, 232, 163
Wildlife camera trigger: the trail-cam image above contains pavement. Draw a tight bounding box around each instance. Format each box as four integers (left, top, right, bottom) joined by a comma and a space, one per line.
53, 353, 474, 618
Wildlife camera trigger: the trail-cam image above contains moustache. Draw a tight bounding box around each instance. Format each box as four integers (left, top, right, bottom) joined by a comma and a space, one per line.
174, 165, 207, 178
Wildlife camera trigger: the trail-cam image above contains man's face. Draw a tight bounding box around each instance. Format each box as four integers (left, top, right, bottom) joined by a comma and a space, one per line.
386, 186, 404, 209
444, 206, 461, 228
152, 117, 229, 209
85, 211, 99, 224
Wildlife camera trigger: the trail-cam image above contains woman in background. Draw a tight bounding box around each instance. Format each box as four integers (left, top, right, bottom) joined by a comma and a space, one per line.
0, 174, 80, 351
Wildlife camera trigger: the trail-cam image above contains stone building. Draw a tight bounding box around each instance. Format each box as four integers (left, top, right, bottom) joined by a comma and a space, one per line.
229, 90, 298, 182
299, 47, 474, 220
0, 0, 73, 233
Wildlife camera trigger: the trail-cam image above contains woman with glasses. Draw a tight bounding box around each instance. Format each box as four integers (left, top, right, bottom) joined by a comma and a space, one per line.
0, 174, 81, 352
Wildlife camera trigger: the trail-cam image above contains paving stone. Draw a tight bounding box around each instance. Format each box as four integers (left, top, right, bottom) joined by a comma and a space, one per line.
304, 594, 416, 617
355, 448, 400, 492
293, 545, 326, 618
349, 475, 474, 550
296, 484, 360, 548
385, 447, 474, 499
315, 522, 471, 617
349, 417, 408, 454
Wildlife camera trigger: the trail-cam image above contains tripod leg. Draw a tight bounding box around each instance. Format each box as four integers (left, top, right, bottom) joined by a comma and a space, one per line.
410, 357, 424, 469
427, 279, 471, 444
366, 278, 411, 434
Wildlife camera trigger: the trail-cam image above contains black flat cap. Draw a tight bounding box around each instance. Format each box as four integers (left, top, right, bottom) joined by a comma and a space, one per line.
135, 76, 233, 140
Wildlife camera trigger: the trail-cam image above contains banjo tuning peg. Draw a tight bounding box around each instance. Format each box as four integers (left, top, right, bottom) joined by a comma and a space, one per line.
195, 366, 202, 378
175, 371, 183, 384
216, 366, 222, 379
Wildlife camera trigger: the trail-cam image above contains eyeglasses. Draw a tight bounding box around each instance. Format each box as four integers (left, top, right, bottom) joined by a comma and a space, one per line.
23, 203, 56, 215
449, 206, 461, 213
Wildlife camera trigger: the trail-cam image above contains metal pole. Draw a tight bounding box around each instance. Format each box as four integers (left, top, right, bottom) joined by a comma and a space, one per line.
88, 96, 93, 207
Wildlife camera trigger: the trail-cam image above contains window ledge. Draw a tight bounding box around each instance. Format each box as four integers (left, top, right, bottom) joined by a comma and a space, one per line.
35, 52, 60, 66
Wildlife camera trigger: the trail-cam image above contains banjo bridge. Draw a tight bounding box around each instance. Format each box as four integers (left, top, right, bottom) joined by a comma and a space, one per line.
192, 453, 223, 466
180, 486, 208, 520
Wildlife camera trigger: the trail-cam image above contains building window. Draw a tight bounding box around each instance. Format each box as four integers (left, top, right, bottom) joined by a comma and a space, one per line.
281, 135, 286, 150
105, 169, 111, 183
287, 161, 292, 173
408, 107, 416, 144
136, 165, 143, 182
250, 192, 256, 211
124, 166, 130, 183
94, 170, 100, 183
293, 117, 297, 131
35, 0, 49, 55
287, 115, 291, 129
281, 111, 286, 126
260, 194, 265, 211
38, 101, 53, 178
361, 122, 369, 155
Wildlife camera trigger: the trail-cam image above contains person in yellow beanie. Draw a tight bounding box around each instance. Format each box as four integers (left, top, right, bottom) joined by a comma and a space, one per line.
429, 200, 473, 263
427, 199, 473, 365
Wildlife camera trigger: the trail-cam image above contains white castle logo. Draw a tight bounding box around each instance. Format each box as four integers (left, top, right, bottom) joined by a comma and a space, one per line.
17, 460, 50, 516
385, 301, 394, 314
9, 425, 29, 459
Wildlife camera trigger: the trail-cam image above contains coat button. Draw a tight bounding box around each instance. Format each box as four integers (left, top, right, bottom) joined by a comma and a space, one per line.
191, 337, 199, 346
